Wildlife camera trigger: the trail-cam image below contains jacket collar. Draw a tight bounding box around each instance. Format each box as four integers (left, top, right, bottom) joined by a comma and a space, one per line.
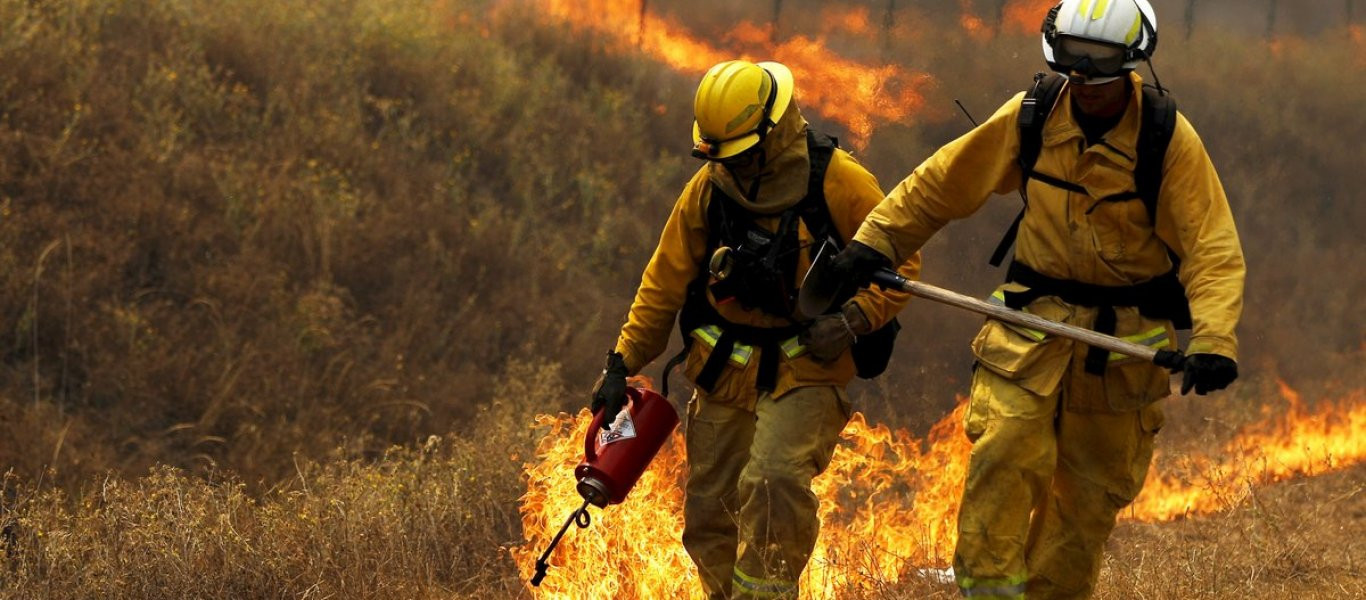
1042, 71, 1147, 168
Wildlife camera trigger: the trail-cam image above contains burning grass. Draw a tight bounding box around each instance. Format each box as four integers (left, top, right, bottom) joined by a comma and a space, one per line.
513, 379, 1364, 599
3, 372, 1358, 599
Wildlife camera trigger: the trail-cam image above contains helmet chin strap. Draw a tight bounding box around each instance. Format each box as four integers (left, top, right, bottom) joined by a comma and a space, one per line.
1145, 57, 1167, 95
726, 147, 768, 202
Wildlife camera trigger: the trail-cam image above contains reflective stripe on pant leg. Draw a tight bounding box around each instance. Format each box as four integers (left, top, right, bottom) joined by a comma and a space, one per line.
954, 367, 1058, 598
1025, 391, 1163, 598
957, 574, 1027, 598
733, 385, 849, 599
732, 567, 798, 598
683, 390, 757, 599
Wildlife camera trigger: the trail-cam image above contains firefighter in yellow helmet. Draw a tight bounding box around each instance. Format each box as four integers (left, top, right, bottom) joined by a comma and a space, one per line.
828, 0, 1244, 597
591, 59, 920, 598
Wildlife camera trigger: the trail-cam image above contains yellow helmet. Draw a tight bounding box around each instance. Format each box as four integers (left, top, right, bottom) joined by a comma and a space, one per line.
691, 60, 794, 160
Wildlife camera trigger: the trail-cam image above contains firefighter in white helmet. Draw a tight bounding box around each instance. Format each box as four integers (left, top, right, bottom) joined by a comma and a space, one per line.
593, 59, 919, 598
828, 0, 1245, 597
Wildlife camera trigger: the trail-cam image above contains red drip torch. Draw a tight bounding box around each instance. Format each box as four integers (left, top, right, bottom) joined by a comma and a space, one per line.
530, 385, 680, 587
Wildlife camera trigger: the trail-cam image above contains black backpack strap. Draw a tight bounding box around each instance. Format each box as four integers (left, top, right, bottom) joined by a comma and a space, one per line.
794, 130, 854, 314
796, 129, 840, 250
797, 128, 901, 379
1136, 84, 1177, 224
990, 72, 1066, 268
1017, 72, 1067, 181
1135, 84, 1191, 329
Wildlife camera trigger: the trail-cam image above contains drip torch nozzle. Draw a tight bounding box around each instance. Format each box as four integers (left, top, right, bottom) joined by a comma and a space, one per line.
530, 498, 593, 587
575, 476, 610, 508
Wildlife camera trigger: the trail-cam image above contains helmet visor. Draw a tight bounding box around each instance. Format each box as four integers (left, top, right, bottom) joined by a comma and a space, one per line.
1054, 37, 1129, 77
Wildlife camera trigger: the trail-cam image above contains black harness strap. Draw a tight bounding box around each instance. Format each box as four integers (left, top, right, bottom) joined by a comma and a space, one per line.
1003, 261, 1185, 374
690, 320, 806, 393
694, 333, 737, 392
1026, 171, 1088, 195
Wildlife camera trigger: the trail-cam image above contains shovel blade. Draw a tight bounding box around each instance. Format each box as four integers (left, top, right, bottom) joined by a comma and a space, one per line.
797, 241, 849, 319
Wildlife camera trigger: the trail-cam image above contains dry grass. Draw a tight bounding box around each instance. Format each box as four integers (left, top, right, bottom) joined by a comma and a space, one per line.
3, 397, 1359, 599
0, 0, 1361, 597
1098, 464, 1365, 599
0, 359, 560, 598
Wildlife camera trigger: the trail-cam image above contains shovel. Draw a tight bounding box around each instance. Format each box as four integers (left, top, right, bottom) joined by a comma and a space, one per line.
797, 243, 1186, 371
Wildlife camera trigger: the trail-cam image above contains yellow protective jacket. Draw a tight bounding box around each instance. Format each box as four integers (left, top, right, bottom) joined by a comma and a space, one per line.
615, 138, 920, 409
854, 73, 1243, 374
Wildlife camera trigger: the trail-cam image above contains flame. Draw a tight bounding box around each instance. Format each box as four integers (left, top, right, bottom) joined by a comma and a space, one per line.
517, 380, 1364, 597
958, 0, 996, 41
819, 4, 872, 37
1266, 34, 1309, 59
1129, 382, 1366, 521
518, 0, 934, 148
804, 401, 972, 590
1350, 24, 1365, 65
1002, 0, 1056, 34
513, 400, 971, 599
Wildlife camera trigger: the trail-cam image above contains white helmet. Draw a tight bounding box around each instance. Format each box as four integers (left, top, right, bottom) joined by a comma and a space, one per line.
1041, 0, 1157, 82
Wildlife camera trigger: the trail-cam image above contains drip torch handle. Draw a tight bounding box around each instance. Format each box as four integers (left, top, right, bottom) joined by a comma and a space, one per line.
530, 498, 593, 587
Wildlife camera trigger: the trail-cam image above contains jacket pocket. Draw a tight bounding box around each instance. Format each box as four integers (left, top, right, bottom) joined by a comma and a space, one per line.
970, 318, 1070, 398
1087, 197, 1147, 264
1065, 310, 1176, 413
1103, 315, 1176, 411
1103, 359, 1171, 411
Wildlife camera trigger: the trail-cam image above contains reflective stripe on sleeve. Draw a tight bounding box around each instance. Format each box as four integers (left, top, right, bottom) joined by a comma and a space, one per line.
1108, 325, 1169, 362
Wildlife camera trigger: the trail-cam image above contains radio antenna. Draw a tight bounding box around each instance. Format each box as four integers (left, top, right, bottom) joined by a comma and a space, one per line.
954, 99, 980, 127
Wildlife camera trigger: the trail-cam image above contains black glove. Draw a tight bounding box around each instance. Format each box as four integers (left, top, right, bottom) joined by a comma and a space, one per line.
829, 241, 892, 290
1180, 354, 1238, 396
590, 351, 629, 429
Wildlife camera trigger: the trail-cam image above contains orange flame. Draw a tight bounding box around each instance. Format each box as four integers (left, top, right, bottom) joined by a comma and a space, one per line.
512, 400, 971, 599
1002, 0, 1056, 34
959, 0, 996, 41
1129, 382, 1366, 521
1350, 24, 1365, 65
520, 0, 933, 148
516, 381, 1364, 597
819, 4, 872, 37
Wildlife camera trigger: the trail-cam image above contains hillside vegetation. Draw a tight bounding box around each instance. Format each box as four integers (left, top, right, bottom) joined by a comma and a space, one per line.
0, 0, 1362, 597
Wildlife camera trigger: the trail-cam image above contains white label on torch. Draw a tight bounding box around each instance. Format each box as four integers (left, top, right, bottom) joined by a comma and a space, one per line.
598, 409, 638, 446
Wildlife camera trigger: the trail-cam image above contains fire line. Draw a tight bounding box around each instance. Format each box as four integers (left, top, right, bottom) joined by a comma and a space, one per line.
515, 381, 1364, 598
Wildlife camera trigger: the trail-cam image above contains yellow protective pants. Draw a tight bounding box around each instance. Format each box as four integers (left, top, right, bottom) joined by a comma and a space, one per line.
953, 363, 1166, 599
682, 385, 850, 600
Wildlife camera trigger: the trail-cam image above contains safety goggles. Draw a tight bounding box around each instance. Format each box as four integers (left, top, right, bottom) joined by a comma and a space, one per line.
1053, 36, 1129, 78
718, 147, 761, 169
